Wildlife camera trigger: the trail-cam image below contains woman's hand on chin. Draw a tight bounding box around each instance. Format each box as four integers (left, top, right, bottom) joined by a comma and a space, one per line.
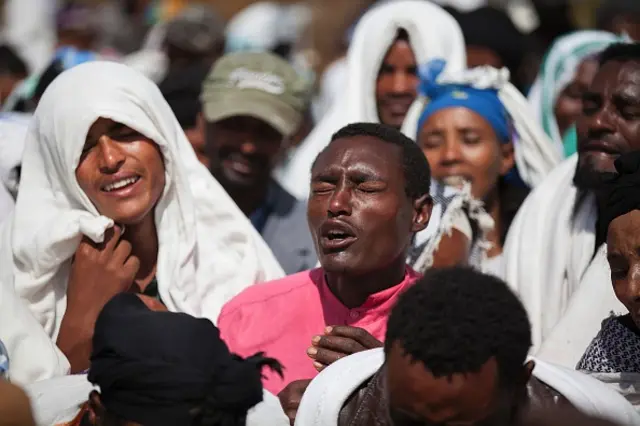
56, 225, 140, 373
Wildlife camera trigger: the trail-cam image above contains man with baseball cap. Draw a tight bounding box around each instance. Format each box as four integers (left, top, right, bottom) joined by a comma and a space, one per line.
201, 52, 316, 275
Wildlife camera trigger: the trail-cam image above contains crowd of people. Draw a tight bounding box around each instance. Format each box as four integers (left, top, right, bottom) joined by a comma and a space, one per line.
1, 0, 640, 425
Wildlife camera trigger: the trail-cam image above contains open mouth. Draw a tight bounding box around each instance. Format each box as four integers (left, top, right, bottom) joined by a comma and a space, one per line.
101, 176, 141, 193
320, 221, 358, 252
441, 175, 470, 189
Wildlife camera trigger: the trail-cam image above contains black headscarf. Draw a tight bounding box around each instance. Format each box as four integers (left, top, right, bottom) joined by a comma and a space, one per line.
600, 151, 640, 239
88, 294, 282, 426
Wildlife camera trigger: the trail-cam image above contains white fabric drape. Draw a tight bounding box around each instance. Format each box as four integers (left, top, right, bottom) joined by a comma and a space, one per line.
275, 0, 466, 200
536, 245, 626, 368
295, 349, 640, 426
0, 61, 284, 384
503, 155, 600, 352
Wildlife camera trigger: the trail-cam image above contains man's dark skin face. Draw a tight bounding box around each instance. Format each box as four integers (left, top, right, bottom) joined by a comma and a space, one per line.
206, 115, 286, 215
575, 60, 640, 191
376, 39, 419, 129
386, 341, 534, 426
307, 135, 431, 308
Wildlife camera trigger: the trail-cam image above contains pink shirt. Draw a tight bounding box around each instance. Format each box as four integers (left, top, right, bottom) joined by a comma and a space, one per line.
218, 267, 420, 394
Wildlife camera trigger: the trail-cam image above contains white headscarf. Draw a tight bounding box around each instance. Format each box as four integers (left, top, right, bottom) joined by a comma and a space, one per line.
408, 64, 563, 188
527, 30, 626, 154
0, 62, 284, 379
275, 0, 466, 200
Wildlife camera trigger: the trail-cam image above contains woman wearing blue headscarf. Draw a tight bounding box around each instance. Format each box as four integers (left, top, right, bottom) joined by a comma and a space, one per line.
416, 60, 531, 276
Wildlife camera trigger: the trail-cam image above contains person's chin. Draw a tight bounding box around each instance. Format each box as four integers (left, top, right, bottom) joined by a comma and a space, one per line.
574, 151, 618, 190
102, 202, 154, 226
221, 168, 259, 187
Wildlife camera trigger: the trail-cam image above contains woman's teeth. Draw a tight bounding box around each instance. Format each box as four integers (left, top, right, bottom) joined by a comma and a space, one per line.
103, 176, 139, 192
441, 176, 468, 188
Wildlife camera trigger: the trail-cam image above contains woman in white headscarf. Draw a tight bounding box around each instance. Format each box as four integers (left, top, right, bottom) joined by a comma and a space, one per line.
275, 0, 466, 200
0, 61, 284, 384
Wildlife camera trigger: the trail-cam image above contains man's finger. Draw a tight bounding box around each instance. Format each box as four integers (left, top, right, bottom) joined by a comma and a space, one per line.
308, 346, 347, 367
325, 325, 383, 349
312, 335, 366, 354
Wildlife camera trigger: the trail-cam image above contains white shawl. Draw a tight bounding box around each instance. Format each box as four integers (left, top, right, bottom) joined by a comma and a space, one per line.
503, 155, 599, 352
0, 61, 284, 383
295, 349, 640, 426
275, 0, 466, 200
403, 66, 563, 188
536, 245, 626, 368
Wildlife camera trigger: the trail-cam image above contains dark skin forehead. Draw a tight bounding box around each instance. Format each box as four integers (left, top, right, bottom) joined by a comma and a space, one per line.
583, 60, 640, 104
311, 135, 407, 193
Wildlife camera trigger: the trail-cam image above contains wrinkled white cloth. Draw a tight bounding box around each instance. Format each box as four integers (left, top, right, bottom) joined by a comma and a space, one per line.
25, 374, 289, 426
503, 155, 603, 352
0, 61, 284, 384
295, 348, 640, 426
275, 0, 466, 200
405, 65, 563, 188
537, 245, 626, 368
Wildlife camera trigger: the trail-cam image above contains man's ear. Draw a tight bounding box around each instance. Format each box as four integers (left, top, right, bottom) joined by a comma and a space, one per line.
412, 194, 433, 233
88, 390, 105, 425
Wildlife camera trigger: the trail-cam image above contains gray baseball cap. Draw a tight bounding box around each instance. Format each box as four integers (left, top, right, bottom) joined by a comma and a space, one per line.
201, 52, 311, 137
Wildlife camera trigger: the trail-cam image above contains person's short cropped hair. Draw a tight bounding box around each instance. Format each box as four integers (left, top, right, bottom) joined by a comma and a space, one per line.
385, 267, 531, 387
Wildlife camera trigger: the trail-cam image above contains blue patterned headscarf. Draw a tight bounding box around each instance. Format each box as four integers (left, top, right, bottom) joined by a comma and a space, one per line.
417, 59, 511, 143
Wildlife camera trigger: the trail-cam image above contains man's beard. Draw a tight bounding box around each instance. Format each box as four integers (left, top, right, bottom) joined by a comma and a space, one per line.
572, 157, 617, 191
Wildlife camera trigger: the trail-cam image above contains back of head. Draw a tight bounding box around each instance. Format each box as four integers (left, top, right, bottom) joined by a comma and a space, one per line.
159, 62, 210, 129
89, 293, 280, 426
165, 4, 225, 58
385, 267, 531, 386
326, 122, 431, 200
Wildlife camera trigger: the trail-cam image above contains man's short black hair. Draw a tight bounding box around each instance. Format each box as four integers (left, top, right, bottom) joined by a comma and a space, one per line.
0, 45, 28, 77
314, 122, 431, 200
385, 267, 531, 387
599, 42, 640, 67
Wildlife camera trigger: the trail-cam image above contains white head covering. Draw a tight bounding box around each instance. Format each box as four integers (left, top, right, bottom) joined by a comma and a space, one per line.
527, 30, 626, 153
275, 0, 466, 200
0, 62, 284, 380
409, 65, 563, 188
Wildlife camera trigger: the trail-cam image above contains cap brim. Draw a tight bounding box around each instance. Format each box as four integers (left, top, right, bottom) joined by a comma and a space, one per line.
202, 92, 301, 136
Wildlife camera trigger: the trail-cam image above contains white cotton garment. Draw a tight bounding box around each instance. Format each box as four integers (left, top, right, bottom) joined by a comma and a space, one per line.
536, 244, 626, 368
0, 61, 284, 384
502, 154, 610, 353
295, 349, 640, 426
275, 0, 466, 200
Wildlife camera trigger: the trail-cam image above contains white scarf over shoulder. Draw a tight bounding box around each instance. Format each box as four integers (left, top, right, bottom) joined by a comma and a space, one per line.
503, 155, 602, 352
295, 349, 640, 426
0, 61, 284, 383
275, 0, 466, 200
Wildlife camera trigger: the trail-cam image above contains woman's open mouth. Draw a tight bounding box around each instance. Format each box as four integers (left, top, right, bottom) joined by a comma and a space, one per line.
101, 175, 141, 196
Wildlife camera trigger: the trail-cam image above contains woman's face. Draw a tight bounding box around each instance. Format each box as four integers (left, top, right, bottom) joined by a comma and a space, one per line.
554, 58, 599, 138
607, 210, 640, 329
419, 107, 514, 201
76, 118, 165, 225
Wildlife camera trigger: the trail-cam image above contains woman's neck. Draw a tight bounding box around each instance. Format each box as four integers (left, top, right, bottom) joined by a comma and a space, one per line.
484, 188, 503, 258
122, 214, 158, 292
325, 256, 407, 309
